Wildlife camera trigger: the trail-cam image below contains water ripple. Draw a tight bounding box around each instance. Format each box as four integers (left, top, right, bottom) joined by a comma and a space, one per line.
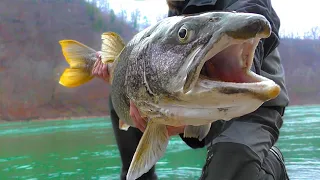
0, 118, 111, 136
0, 105, 319, 180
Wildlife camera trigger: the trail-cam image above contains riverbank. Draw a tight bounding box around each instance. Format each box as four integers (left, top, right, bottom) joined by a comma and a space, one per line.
1, 103, 319, 123
0, 115, 108, 124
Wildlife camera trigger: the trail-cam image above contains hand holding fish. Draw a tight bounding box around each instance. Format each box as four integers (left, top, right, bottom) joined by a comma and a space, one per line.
92, 52, 110, 82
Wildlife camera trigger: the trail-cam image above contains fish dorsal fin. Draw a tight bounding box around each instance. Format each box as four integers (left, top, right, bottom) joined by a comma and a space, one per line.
101, 32, 125, 64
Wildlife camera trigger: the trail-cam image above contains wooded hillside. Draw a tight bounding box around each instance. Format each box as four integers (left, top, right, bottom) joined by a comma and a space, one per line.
0, 0, 319, 121
0, 0, 136, 121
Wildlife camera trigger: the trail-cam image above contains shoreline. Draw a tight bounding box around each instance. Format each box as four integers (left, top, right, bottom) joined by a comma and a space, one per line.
0, 115, 110, 124
0, 104, 319, 123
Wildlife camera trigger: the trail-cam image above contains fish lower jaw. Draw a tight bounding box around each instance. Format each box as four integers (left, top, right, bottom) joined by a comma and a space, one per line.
195, 75, 281, 101
143, 100, 265, 126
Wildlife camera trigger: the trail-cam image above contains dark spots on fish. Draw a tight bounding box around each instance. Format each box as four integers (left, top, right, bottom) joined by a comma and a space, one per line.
218, 87, 250, 95
145, 33, 151, 38
217, 108, 229, 112
202, 81, 210, 86
218, 87, 270, 101
146, 89, 154, 97
165, 93, 183, 102
209, 17, 221, 22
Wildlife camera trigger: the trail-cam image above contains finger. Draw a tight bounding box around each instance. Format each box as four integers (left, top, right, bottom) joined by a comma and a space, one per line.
132, 106, 147, 130
96, 52, 102, 60
134, 113, 146, 130
130, 113, 145, 132
93, 58, 99, 69
130, 101, 147, 131
101, 63, 109, 80
167, 126, 185, 136
92, 61, 99, 76
135, 114, 146, 132
94, 61, 102, 76
168, 129, 179, 136
132, 114, 145, 132
97, 61, 104, 77
130, 108, 145, 132
167, 127, 176, 136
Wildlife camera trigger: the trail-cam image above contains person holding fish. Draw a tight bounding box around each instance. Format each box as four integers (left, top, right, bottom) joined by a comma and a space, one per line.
59, 0, 290, 179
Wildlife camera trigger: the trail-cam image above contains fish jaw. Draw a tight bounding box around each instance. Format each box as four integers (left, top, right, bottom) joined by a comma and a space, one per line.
175, 79, 279, 124
136, 75, 279, 126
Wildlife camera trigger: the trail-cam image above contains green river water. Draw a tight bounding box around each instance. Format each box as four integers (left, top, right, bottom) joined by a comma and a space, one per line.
0, 105, 319, 180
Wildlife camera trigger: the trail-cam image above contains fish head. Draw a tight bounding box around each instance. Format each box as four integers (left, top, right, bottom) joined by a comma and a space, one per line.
140, 11, 281, 123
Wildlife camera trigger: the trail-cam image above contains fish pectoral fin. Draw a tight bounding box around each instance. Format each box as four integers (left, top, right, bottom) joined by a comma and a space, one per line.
59, 68, 94, 88
183, 124, 212, 141
126, 121, 169, 180
119, 119, 130, 131
58, 40, 97, 88
101, 32, 125, 64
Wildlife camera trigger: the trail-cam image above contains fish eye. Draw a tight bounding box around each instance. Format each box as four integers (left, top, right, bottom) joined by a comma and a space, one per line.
178, 27, 187, 39
178, 26, 192, 43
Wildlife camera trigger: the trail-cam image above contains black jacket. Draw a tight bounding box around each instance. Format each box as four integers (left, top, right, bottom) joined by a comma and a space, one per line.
167, 0, 290, 148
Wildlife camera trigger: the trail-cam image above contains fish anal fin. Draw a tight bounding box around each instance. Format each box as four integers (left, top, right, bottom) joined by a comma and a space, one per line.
184, 124, 212, 141
119, 119, 130, 131
126, 121, 169, 180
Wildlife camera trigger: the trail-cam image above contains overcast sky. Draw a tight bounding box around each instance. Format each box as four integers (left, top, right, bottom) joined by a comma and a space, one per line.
103, 0, 319, 37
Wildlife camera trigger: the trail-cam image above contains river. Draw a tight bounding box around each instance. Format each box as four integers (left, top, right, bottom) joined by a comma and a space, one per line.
0, 105, 319, 179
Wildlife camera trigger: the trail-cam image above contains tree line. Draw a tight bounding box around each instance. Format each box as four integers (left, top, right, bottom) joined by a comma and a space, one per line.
0, 0, 319, 121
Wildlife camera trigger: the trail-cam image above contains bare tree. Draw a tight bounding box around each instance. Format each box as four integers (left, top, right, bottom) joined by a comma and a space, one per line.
310, 26, 320, 40
131, 9, 141, 30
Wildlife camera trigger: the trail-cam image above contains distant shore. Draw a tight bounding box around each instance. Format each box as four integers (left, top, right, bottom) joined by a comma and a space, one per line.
1, 104, 319, 123
0, 115, 110, 124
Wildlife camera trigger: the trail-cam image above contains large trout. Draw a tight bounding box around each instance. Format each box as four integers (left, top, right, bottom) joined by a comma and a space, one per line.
58, 11, 280, 180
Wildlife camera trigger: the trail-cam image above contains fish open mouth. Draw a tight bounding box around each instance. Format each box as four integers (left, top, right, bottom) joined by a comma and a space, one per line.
199, 37, 262, 84
179, 13, 281, 101
183, 36, 280, 101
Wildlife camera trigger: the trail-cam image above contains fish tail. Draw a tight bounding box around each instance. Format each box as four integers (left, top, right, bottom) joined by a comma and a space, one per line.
58, 40, 97, 88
